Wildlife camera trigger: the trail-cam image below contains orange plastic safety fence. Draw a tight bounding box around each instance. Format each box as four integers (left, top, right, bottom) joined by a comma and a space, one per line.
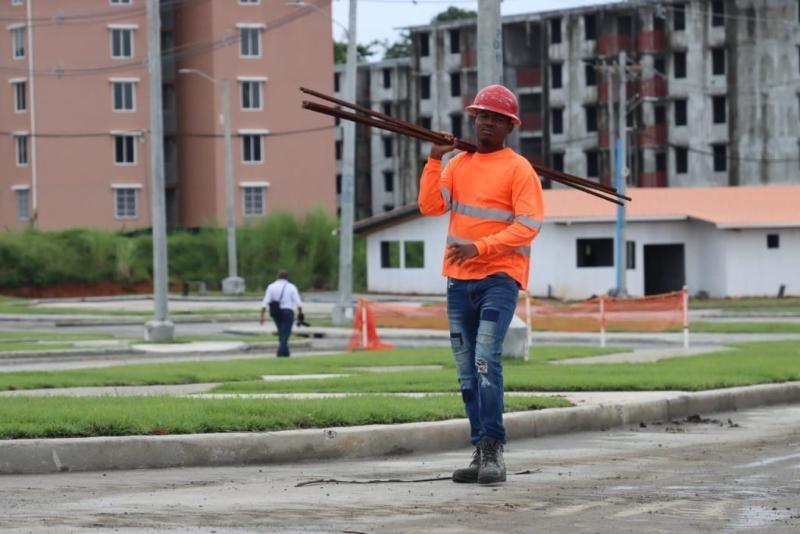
347, 299, 395, 351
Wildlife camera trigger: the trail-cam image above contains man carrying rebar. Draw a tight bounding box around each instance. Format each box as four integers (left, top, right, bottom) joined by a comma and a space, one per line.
418, 84, 545, 485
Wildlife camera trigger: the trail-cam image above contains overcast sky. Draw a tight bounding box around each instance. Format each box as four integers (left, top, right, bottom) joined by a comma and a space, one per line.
330, 0, 612, 45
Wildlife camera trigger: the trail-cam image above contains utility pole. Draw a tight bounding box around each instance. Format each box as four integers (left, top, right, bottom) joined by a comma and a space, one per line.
614, 51, 628, 297
605, 60, 616, 194
477, 0, 503, 88
220, 78, 245, 295
144, 0, 174, 341
333, 0, 357, 324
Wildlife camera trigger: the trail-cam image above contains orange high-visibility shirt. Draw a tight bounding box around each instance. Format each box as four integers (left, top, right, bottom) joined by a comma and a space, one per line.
418, 148, 544, 290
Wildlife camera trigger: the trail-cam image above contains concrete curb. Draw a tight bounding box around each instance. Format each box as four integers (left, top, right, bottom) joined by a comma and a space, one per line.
1, 382, 798, 475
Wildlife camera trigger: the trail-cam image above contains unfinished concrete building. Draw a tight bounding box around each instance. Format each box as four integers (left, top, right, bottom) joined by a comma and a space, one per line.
405, 0, 800, 189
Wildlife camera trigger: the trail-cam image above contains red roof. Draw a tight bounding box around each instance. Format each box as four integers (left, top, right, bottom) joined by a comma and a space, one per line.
545, 185, 800, 228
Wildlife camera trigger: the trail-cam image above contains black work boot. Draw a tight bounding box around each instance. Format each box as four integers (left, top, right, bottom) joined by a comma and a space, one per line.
477, 437, 506, 485
452, 442, 482, 483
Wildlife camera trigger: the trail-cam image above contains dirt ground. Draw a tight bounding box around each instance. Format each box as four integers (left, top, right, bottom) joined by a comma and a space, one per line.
1, 404, 799, 533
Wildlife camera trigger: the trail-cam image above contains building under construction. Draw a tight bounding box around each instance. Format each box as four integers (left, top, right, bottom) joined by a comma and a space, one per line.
339, 0, 800, 219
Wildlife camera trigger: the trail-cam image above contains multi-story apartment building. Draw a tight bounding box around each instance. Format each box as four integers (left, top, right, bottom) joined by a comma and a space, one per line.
333, 57, 414, 219
0, 0, 334, 231
401, 0, 800, 193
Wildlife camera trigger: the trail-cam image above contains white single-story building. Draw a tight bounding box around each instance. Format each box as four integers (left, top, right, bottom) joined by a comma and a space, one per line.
354, 185, 800, 299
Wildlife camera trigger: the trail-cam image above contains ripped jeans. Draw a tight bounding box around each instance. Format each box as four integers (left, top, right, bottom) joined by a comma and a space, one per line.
447, 273, 519, 445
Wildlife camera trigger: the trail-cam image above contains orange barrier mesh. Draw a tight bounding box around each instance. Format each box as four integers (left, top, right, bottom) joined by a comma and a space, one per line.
517, 290, 686, 332
347, 299, 395, 351
356, 289, 686, 335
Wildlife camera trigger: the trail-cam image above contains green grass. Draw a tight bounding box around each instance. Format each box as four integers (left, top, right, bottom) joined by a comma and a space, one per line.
0, 342, 74, 352
0, 395, 570, 439
690, 297, 800, 312
0, 331, 115, 341
0, 346, 621, 391
685, 322, 800, 334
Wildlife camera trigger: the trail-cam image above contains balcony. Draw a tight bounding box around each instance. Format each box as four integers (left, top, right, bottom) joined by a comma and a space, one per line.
636, 31, 666, 53
637, 124, 667, 146
517, 67, 542, 88
599, 80, 636, 102
638, 171, 667, 187
461, 49, 477, 68
638, 77, 668, 98
597, 34, 633, 55
520, 112, 543, 132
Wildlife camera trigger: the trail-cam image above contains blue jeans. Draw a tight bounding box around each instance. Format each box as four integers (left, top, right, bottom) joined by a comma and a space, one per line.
447, 274, 519, 445
275, 309, 295, 357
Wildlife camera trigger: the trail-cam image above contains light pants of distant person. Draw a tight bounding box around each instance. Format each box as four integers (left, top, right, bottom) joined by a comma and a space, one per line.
274, 309, 295, 357
446, 273, 518, 445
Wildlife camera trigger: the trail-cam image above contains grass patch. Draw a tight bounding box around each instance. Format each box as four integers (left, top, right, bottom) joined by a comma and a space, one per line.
0, 331, 115, 341
0, 346, 620, 391
690, 297, 800, 312
0, 395, 570, 439
685, 322, 800, 334
0, 342, 74, 352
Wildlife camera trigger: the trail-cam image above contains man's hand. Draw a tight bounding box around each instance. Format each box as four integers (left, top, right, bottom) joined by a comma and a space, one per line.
446, 243, 478, 266
429, 133, 457, 160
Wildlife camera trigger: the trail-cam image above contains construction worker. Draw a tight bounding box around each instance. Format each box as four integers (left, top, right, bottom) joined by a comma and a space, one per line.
418, 84, 544, 485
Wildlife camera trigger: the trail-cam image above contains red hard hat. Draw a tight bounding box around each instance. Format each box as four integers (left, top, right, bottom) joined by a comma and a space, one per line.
465, 84, 521, 125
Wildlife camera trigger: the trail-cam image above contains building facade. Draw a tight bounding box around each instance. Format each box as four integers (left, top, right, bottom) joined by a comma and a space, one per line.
0, 0, 335, 231
406, 0, 800, 190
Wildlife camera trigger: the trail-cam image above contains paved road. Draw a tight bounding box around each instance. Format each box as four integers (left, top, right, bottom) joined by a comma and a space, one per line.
1, 403, 798, 533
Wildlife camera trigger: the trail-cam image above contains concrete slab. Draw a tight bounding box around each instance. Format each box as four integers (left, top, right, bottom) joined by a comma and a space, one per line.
131, 341, 246, 353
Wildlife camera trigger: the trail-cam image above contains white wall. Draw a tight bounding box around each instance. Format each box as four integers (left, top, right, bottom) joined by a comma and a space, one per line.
722, 228, 800, 296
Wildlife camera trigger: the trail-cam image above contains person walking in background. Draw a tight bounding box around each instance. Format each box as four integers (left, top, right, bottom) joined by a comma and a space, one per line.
418, 85, 545, 485
260, 270, 303, 357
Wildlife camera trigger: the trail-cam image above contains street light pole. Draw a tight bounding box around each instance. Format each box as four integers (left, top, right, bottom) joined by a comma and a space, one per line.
333, 0, 357, 324
144, 0, 174, 341
178, 69, 244, 295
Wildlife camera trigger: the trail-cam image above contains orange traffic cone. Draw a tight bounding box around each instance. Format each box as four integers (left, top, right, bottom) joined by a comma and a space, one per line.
347, 298, 394, 351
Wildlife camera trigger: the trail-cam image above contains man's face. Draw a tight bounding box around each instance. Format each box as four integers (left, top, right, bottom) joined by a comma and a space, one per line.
474, 110, 514, 147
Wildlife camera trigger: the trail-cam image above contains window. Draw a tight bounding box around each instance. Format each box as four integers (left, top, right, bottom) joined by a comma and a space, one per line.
767, 234, 780, 249
404, 241, 425, 268
383, 170, 394, 192
419, 116, 431, 130
673, 3, 686, 31
585, 63, 596, 87
112, 80, 135, 111
551, 152, 564, 172
114, 187, 138, 219
11, 26, 25, 58
550, 18, 561, 44
242, 186, 265, 216
110, 28, 134, 58
239, 0, 260, 4
656, 152, 667, 172
335, 140, 342, 161
111, 0, 133, 4
242, 134, 263, 163
551, 108, 563, 134
382, 102, 392, 116
585, 105, 597, 133
550, 63, 562, 89
674, 98, 687, 126
618, 15, 632, 36
12, 80, 25, 112
626, 241, 636, 270
712, 143, 727, 171
712, 47, 725, 76
584, 14, 596, 40
655, 105, 667, 125
585, 151, 598, 177
11, 0, 24, 6
451, 113, 463, 139
420, 75, 431, 99
15, 135, 27, 165
675, 146, 688, 174
450, 72, 461, 97
240, 80, 262, 110
335, 174, 341, 194
712, 95, 726, 124
114, 135, 136, 165
382, 68, 391, 89
380, 241, 400, 268
239, 27, 261, 57
15, 188, 29, 220
576, 238, 613, 267
382, 137, 393, 158
334, 72, 340, 92
418, 32, 430, 57
449, 29, 460, 54
711, 0, 725, 27
673, 51, 686, 78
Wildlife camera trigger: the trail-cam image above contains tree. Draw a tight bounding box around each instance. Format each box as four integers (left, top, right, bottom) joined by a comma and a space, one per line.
378, 32, 412, 60
334, 41, 378, 64
431, 6, 477, 23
